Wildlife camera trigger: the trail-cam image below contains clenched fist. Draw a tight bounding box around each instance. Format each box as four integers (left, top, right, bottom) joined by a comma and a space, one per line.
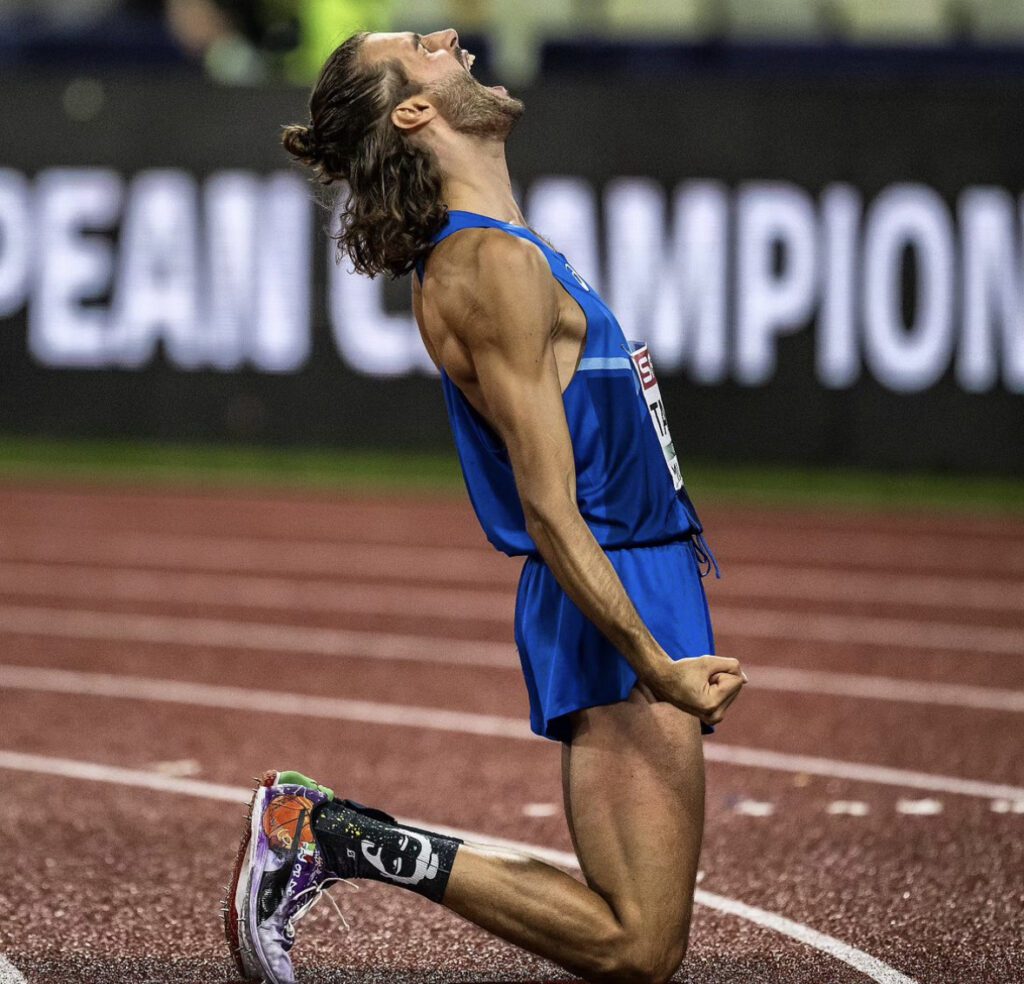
646, 655, 747, 726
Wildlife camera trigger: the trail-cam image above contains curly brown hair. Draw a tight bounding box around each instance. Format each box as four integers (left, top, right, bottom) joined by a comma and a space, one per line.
281, 33, 447, 279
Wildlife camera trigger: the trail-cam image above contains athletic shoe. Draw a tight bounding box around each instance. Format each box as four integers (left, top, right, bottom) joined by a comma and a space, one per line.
224, 769, 347, 984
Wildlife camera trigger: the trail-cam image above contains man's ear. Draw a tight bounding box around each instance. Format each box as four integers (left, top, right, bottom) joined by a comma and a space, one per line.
391, 95, 437, 132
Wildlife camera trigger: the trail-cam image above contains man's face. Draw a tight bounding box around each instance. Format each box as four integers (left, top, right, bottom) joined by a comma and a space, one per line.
362, 29, 523, 140
362, 29, 476, 88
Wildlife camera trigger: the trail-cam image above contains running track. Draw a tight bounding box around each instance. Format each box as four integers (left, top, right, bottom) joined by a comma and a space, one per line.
0, 482, 1021, 983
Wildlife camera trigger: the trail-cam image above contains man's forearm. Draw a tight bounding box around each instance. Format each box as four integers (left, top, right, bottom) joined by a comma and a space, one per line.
524, 502, 672, 682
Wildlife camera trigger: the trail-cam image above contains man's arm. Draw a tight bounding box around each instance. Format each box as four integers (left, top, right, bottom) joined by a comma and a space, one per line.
424, 231, 745, 726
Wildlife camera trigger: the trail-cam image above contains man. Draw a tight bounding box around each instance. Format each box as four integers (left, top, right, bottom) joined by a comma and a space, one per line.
225, 28, 747, 984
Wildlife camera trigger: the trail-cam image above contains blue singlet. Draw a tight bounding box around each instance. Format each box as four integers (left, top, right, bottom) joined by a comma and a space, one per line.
417, 210, 717, 741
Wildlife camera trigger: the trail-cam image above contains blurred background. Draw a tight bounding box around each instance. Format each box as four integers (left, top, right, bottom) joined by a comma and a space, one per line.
1, 0, 1023, 501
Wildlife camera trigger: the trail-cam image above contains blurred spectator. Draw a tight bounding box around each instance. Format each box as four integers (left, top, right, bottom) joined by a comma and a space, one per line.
283, 0, 393, 82
165, 0, 268, 82
0, 0, 392, 82
164, 0, 394, 84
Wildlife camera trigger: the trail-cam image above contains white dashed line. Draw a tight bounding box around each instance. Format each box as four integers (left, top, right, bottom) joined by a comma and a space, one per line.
895, 798, 944, 816
733, 799, 776, 817
827, 801, 871, 816
522, 802, 559, 818
0, 751, 918, 984
990, 799, 1024, 814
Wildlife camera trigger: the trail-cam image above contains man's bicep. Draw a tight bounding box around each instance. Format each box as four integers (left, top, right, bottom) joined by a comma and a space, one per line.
474, 338, 577, 506
457, 250, 576, 509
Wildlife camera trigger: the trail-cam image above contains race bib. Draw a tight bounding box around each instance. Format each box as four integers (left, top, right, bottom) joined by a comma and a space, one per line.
629, 343, 684, 491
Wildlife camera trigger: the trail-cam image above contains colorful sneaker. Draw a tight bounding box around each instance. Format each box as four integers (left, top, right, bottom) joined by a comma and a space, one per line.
224, 769, 346, 983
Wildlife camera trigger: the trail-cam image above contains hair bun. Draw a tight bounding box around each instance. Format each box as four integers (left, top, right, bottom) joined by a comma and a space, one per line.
281, 122, 319, 163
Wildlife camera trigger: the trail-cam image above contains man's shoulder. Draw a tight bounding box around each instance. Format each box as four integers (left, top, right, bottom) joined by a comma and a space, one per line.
427, 226, 549, 288
421, 227, 554, 327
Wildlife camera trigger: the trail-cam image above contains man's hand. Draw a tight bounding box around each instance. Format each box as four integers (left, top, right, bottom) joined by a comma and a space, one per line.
646, 656, 747, 726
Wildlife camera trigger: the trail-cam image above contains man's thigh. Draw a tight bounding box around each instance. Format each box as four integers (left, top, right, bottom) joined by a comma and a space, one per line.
561, 684, 705, 942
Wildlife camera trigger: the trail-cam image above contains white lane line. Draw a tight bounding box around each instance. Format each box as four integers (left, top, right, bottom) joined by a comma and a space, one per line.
0, 664, 533, 739
683, 888, 916, 984
0, 955, 27, 984
0, 563, 514, 621
5, 490, 1021, 546
3, 558, 1022, 618
3, 664, 1023, 802
4, 527, 1024, 589
2, 601, 1023, 668
715, 608, 1024, 657
704, 746, 1024, 802
1, 603, 1021, 714
5, 513, 1023, 573
750, 666, 1024, 714
0, 606, 515, 668
719, 564, 1024, 614
0, 532, 514, 585
713, 530, 1024, 574
3, 561, 1023, 630
2, 605, 1024, 716
0, 750, 917, 984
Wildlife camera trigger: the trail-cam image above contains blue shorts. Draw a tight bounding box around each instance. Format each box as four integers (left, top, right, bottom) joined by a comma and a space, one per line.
513, 538, 716, 742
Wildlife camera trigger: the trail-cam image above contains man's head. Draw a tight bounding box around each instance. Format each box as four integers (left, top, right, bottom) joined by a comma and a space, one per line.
363, 30, 523, 141
281, 29, 524, 279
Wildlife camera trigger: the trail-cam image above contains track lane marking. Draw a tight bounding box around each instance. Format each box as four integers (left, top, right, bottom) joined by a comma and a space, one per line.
3, 527, 1023, 585
3, 555, 1023, 616
715, 608, 1024, 655
0, 606, 515, 666
4, 510, 1023, 565
750, 666, 1024, 713
0, 750, 917, 984
1, 608, 1023, 715
0, 532, 514, 585
0, 956, 27, 984
2, 560, 1022, 622
1, 602, 1022, 663
5, 491, 1022, 544
1, 607, 1022, 712
0, 563, 514, 621
3, 664, 1022, 801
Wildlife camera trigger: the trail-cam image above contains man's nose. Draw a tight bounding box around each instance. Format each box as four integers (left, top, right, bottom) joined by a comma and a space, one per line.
424, 28, 459, 52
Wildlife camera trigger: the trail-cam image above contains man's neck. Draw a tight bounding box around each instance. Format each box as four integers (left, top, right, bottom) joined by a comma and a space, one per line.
434, 135, 525, 226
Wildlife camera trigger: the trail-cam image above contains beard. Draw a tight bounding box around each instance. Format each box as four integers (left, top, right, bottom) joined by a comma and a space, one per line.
428, 70, 524, 141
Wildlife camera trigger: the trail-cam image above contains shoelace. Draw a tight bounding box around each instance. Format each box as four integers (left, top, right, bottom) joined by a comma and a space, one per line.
287, 876, 360, 937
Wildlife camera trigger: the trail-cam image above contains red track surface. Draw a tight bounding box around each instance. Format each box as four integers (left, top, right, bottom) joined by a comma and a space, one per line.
1, 482, 1022, 983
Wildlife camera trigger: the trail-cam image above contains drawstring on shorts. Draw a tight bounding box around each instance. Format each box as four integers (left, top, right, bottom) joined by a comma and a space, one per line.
692, 532, 721, 580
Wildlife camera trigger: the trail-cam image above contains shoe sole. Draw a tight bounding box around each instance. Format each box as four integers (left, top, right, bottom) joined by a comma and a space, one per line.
223, 769, 279, 982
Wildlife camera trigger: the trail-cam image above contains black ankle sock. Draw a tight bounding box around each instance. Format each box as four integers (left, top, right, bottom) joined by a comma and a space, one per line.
311, 799, 462, 904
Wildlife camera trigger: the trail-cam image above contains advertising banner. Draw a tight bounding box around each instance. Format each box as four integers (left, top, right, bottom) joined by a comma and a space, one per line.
1, 75, 1022, 472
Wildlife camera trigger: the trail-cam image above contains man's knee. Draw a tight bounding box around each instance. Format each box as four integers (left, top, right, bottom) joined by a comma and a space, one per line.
590, 926, 687, 984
